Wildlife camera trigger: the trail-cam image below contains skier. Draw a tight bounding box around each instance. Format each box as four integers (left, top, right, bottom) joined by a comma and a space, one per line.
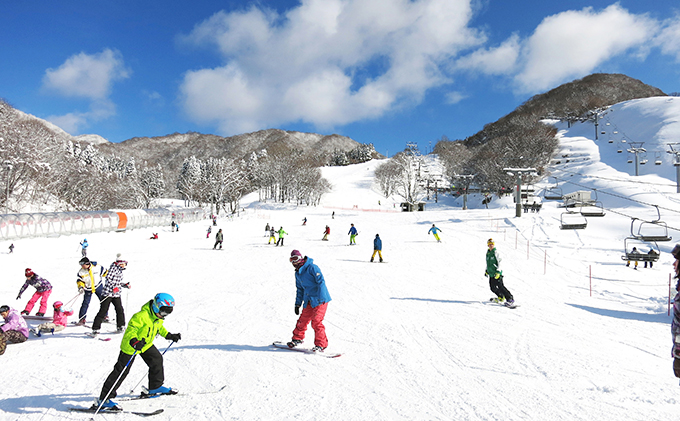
0, 305, 28, 355
91, 254, 129, 335
92, 293, 182, 411
276, 227, 288, 247
18, 268, 52, 317
302, 217, 307, 226
8, 243, 13, 253
332, 211, 335, 219
428, 224, 442, 242
171, 221, 176, 232
150, 233, 159, 240
645, 248, 659, 268
33, 301, 73, 336
80, 238, 89, 257
626, 247, 640, 269
268, 227, 277, 245
287, 250, 331, 352
371, 234, 383, 262
265, 223, 270, 236
322, 225, 330, 241
213, 229, 224, 250
76, 257, 107, 326
348, 223, 358, 245
207, 226, 212, 238
485, 239, 515, 306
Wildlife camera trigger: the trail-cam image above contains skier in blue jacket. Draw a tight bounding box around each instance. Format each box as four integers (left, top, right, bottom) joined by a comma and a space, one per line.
371, 234, 383, 262
287, 250, 331, 352
348, 223, 358, 245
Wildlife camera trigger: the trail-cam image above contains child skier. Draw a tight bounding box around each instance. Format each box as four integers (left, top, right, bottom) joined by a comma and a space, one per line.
33, 301, 73, 336
207, 226, 212, 238
276, 227, 288, 247
0, 305, 28, 355
322, 225, 330, 241
92, 293, 182, 411
80, 238, 89, 257
91, 255, 129, 335
268, 227, 277, 244
348, 223, 358, 245
287, 250, 331, 352
485, 238, 515, 307
428, 224, 442, 242
213, 229, 224, 249
18, 269, 52, 317
76, 257, 107, 326
371, 234, 383, 262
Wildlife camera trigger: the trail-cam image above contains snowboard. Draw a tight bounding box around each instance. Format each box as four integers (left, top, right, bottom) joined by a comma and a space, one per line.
485, 299, 519, 309
22, 315, 51, 321
272, 341, 341, 358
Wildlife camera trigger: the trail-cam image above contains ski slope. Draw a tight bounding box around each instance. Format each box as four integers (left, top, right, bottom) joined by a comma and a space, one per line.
2, 97, 680, 420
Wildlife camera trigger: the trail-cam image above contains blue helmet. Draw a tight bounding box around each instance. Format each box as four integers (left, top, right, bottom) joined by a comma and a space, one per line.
152, 293, 175, 318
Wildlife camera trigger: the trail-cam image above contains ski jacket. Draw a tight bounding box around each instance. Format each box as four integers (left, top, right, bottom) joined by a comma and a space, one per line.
348, 226, 358, 235
277, 228, 288, 238
324, 227, 330, 235
428, 226, 441, 235
270, 229, 276, 237
19, 275, 52, 296
216, 231, 224, 242
374, 236, 382, 250
52, 307, 74, 327
103, 263, 126, 298
294, 257, 332, 309
76, 263, 105, 293
120, 301, 169, 355
485, 247, 502, 278
1, 308, 29, 338
80, 240, 88, 249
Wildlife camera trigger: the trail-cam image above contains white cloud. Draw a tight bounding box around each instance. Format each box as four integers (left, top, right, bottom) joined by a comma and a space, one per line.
178, 0, 485, 135
444, 91, 467, 104
42, 49, 129, 134
513, 4, 657, 93
42, 49, 130, 99
456, 34, 520, 75
655, 14, 680, 62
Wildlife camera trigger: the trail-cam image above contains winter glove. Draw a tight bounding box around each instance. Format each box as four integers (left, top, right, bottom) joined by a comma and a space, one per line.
129, 338, 146, 351
78, 286, 85, 294
113, 287, 120, 294
494, 273, 501, 280
122, 283, 130, 289
484, 271, 488, 277
294, 305, 300, 315
166, 333, 181, 342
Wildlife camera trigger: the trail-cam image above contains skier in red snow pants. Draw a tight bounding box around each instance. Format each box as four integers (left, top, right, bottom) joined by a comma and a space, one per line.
287, 250, 332, 351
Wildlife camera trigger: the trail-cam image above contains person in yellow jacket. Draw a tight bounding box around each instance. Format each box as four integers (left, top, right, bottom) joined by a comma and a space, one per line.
93, 293, 181, 411
76, 257, 107, 326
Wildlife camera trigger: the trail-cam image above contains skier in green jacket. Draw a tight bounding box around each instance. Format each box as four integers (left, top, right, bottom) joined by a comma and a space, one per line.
93, 293, 182, 411
276, 227, 288, 247
485, 238, 515, 306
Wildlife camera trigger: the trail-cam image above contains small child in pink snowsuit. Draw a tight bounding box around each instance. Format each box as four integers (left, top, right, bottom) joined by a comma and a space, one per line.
35, 301, 73, 336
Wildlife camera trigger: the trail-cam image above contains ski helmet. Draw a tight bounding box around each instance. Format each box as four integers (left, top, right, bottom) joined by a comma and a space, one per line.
0, 305, 9, 313
53, 301, 63, 309
152, 293, 175, 318
25, 268, 34, 278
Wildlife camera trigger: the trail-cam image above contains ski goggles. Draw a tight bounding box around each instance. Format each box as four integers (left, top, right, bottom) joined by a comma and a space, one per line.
289, 255, 303, 263
158, 306, 173, 317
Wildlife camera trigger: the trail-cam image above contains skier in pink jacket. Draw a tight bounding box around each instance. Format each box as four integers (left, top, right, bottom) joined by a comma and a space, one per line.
34, 301, 74, 336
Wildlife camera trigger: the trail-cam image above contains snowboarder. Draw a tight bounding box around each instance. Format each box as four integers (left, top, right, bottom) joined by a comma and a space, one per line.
76, 257, 107, 326
171, 220, 176, 232
332, 211, 335, 219
268, 227, 277, 245
80, 238, 89, 257
428, 224, 442, 242
670, 244, 680, 379
348, 223, 358, 245
302, 217, 307, 226
18, 268, 52, 317
0, 305, 28, 355
91, 255, 129, 335
287, 250, 331, 352
8, 243, 13, 253
213, 229, 223, 249
626, 247, 640, 269
207, 226, 212, 238
322, 225, 330, 241
150, 233, 159, 240
371, 234, 383, 262
92, 293, 182, 411
276, 227, 288, 247
485, 239, 514, 306
33, 301, 73, 336
212, 216, 217, 226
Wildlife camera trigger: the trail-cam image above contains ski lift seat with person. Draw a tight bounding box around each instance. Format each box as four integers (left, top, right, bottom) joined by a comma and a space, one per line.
621, 238, 660, 263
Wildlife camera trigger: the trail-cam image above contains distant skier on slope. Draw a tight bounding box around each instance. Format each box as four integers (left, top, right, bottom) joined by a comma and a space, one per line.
213, 229, 224, 250
428, 224, 442, 242
268, 227, 277, 245
348, 223, 358, 245
92, 293, 181, 411
370, 234, 383, 262
80, 238, 89, 257
287, 250, 331, 352
322, 225, 330, 241
485, 238, 515, 307
276, 227, 288, 247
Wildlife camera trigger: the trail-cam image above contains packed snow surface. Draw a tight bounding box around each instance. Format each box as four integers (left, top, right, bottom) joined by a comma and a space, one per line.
2, 97, 680, 420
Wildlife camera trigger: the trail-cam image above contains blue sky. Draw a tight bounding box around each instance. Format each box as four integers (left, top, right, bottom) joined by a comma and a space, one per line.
1, 0, 679, 156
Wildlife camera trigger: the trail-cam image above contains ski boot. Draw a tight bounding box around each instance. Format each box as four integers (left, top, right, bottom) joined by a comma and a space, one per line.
142, 385, 177, 396
92, 398, 121, 411
21, 310, 29, 316
36, 312, 45, 317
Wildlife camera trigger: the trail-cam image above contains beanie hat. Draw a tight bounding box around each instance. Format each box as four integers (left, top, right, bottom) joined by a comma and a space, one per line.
673, 244, 680, 260
290, 249, 303, 261
25, 268, 34, 277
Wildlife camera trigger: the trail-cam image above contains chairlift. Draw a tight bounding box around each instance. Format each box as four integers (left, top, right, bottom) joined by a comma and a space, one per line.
617, 148, 622, 153
601, 131, 606, 135
621, 237, 660, 264
627, 158, 633, 164
640, 159, 648, 165
608, 139, 614, 144
630, 206, 672, 242
654, 151, 662, 165
621, 139, 627, 143
544, 178, 563, 200
613, 131, 618, 134
560, 211, 587, 230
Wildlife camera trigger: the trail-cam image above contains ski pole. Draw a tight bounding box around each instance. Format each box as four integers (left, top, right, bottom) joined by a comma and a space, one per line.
128, 341, 175, 394
94, 350, 138, 417
63, 291, 82, 308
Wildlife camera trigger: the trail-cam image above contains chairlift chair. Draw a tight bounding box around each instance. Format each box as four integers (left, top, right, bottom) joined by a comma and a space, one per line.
621, 237, 660, 264
630, 206, 672, 242
560, 211, 587, 230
